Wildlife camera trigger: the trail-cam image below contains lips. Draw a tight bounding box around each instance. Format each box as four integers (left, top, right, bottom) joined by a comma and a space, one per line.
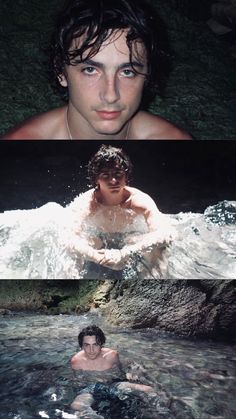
96, 111, 122, 120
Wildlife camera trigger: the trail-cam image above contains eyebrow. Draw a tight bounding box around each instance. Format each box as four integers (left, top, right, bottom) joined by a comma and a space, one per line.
81, 58, 145, 70
83, 342, 97, 345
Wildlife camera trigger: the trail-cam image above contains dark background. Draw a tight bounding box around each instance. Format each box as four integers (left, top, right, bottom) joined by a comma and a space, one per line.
0, 140, 235, 214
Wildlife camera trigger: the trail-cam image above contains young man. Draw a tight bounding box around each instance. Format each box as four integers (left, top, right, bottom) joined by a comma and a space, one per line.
66, 144, 175, 278
2, 0, 191, 140
70, 325, 155, 416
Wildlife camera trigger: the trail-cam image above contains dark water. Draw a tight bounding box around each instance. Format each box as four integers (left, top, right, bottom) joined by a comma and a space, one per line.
0, 313, 235, 419
0, 200, 235, 279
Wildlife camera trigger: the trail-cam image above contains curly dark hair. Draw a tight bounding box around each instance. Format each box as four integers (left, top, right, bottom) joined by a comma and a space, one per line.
50, 0, 169, 105
87, 144, 133, 187
78, 325, 106, 347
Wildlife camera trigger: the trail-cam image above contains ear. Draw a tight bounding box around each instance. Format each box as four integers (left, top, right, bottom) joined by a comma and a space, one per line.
58, 73, 68, 87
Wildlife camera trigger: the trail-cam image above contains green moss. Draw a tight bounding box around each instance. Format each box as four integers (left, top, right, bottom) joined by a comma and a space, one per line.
0, 280, 101, 313
43, 280, 100, 314
0, 280, 44, 310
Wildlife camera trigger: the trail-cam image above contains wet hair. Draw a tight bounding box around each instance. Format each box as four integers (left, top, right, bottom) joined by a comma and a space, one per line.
78, 325, 106, 347
87, 144, 133, 187
50, 0, 168, 104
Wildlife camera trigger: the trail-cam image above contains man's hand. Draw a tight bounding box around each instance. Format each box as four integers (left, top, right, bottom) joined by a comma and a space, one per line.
92, 248, 125, 270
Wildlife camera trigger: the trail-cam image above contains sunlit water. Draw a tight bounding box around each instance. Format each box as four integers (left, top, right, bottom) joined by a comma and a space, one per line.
0, 313, 235, 419
0, 200, 235, 279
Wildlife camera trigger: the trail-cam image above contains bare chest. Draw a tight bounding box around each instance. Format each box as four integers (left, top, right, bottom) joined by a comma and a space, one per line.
86, 206, 140, 233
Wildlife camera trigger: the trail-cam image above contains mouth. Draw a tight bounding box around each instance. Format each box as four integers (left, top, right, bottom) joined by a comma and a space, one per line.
96, 111, 122, 120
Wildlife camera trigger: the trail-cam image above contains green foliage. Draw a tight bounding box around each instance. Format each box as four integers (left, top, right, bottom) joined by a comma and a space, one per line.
0, 280, 100, 313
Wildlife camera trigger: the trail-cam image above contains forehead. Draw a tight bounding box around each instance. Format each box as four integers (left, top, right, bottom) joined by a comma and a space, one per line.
82, 335, 97, 345
98, 163, 126, 174
71, 29, 147, 65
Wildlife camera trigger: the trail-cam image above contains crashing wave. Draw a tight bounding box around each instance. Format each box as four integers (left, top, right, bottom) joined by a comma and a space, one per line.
0, 200, 235, 279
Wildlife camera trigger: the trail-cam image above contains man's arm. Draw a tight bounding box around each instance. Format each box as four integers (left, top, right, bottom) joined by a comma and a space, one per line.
68, 234, 104, 263
97, 191, 176, 269
121, 203, 175, 256
64, 192, 107, 265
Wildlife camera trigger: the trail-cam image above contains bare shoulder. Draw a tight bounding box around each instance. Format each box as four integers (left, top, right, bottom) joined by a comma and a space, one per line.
70, 351, 84, 370
1, 106, 67, 140
102, 348, 119, 363
126, 187, 159, 211
132, 111, 192, 140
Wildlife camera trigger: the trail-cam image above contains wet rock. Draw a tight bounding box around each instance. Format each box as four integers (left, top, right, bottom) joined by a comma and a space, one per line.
100, 280, 236, 340
0, 308, 12, 315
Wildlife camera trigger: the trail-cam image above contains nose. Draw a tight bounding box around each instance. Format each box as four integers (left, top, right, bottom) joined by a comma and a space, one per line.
109, 175, 118, 184
100, 74, 120, 104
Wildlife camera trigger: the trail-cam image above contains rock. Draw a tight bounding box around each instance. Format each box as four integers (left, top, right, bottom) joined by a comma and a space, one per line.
0, 308, 12, 315
0, 279, 235, 341
100, 280, 236, 340
207, 0, 236, 34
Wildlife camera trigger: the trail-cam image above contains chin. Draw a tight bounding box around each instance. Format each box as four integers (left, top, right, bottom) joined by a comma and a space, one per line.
94, 122, 125, 136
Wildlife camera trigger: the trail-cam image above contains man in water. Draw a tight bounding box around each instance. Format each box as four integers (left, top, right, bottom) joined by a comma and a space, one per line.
2, 0, 191, 140
66, 144, 175, 278
70, 325, 155, 416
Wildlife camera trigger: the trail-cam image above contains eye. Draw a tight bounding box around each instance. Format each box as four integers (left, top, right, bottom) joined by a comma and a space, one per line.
116, 171, 124, 178
100, 173, 109, 179
81, 66, 97, 75
121, 68, 136, 78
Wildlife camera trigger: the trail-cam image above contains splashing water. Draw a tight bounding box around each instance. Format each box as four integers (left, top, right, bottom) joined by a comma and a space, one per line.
0, 200, 235, 279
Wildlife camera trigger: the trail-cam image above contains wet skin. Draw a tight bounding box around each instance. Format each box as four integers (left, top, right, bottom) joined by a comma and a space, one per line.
60, 30, 147, 138
70, 334, 155, 412
82, 336, 103, 361
95, 167, 128, 206
2, 31, 192, 139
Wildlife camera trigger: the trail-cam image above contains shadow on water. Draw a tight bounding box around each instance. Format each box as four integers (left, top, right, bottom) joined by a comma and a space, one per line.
0, 313, 235, 418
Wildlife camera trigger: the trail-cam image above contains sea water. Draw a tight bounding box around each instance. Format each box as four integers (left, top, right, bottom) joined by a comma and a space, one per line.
0, 312, 235, 418
0, 200, 235, 279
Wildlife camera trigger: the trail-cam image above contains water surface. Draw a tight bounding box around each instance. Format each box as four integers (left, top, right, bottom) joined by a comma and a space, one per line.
0, 313, 235, 418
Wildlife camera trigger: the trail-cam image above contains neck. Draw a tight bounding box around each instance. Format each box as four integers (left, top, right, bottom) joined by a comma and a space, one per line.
95, 189, 125, 206
66, 106, 131, 140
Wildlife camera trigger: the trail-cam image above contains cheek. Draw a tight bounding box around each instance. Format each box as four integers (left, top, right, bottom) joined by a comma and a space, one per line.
120, 79, 145, 103
99, 180, 108, 188
67, 71, 101, 90
96, 179, 105, 189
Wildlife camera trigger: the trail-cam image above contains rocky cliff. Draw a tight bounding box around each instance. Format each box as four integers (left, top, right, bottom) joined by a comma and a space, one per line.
0, 279, 235, 341
96, 279, 236, 341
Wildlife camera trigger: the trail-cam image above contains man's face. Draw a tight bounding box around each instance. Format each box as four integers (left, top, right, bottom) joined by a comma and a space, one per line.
96, 166, 127, 195
82, 335, 102, 360
60, 30, 147, 137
